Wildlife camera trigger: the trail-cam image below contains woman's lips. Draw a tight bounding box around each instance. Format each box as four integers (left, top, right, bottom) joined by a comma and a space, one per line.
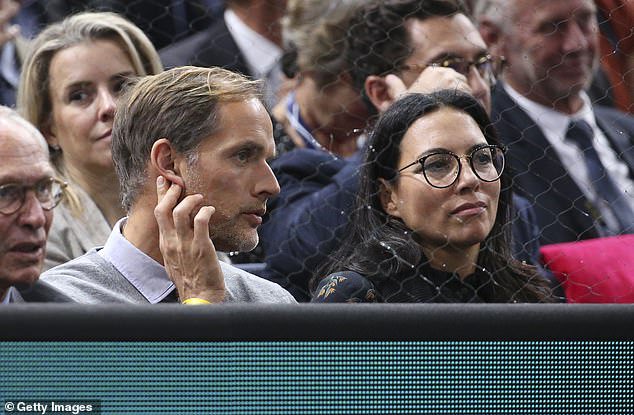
451, 202, 487, 217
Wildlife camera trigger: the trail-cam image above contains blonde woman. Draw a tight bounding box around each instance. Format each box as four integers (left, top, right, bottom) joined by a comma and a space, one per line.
18, 12, 163, 270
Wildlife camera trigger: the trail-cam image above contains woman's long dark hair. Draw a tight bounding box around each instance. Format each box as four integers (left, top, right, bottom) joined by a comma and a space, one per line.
314, 90, 552, 302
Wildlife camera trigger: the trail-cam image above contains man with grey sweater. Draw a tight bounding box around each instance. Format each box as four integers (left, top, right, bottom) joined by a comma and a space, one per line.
41, 66, 295, 305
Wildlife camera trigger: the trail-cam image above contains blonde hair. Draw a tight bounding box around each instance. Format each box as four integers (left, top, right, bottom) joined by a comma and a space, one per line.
112, 66, 262, 210
16, 11, 163, 214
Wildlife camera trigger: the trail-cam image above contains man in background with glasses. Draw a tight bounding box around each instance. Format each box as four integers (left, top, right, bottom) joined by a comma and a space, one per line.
0, 106, 65, 303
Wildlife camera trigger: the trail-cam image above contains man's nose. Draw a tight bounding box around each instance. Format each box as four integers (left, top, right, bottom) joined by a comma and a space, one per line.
257, 162, 281, 198
562, 21, 590, 54
17, 192, 48, 229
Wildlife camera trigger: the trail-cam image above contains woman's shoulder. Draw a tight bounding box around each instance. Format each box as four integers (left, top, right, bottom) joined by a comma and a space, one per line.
311, 271, 378, 303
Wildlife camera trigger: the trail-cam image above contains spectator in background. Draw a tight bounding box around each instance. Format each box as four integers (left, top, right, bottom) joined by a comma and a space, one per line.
312, 91, 553, 303
260, 0, 544, 301
270, 0, 370, 156
1, 0, 105, 107
160, 0, 287, 108
474, 0, 634, 245
0, 106, 67, 303
87, 0, 216, 50
17, 12, 163, 270
40, 66, 295, 305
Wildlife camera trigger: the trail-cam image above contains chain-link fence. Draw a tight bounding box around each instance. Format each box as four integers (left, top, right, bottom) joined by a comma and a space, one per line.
2, 0, 633, 303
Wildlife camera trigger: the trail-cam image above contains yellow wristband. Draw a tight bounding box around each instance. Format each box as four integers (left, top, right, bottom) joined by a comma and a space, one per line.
182, 298, 211, 305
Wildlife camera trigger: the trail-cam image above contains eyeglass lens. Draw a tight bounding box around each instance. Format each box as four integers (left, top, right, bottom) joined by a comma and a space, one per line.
440, 56, 492, 78
422, 146, 504, 188
0, 179, 65, 214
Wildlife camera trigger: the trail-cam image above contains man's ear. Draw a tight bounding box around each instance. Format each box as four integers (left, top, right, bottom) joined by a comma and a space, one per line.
378, 178, 401, 218
150, 138, 185, 188
365, 75, 394, 113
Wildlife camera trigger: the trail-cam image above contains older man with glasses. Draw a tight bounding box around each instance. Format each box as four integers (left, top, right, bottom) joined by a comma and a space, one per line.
0, 106, 66, 303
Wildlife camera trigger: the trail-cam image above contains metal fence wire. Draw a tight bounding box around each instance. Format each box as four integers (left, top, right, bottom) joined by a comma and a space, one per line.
3, 0, 633, 303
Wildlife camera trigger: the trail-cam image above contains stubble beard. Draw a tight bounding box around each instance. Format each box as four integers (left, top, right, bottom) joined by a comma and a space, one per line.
209, 219, 259, 253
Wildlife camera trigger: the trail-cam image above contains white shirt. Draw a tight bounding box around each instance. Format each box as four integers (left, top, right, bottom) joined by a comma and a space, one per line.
224, 9, 283, 108
504, 83, 634, 233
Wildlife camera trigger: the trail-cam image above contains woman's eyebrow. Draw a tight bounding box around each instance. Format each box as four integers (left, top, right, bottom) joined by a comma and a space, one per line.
415, 147, 450, 158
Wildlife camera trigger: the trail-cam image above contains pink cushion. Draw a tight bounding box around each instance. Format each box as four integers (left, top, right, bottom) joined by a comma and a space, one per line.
540, 235, 634, 303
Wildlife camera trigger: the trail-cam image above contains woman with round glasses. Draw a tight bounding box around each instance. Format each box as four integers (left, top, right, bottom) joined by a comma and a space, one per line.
17, 12, 163, 270
312, 90, 553, 303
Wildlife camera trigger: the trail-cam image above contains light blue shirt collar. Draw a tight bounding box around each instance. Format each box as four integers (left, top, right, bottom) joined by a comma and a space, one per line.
1, 287, 24, 304
98, 218, 175, 304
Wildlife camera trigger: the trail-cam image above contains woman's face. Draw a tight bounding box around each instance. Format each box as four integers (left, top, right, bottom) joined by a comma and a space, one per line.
382, 107, 500, 253
46, 39, 136, 177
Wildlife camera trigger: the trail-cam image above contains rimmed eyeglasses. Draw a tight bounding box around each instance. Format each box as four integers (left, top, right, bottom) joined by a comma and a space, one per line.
400, 54, 506, 86
397, 144, 506, 189
0, 177, 67, 215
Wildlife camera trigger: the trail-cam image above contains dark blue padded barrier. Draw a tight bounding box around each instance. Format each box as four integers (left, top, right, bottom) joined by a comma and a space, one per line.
1, 305, 633, 414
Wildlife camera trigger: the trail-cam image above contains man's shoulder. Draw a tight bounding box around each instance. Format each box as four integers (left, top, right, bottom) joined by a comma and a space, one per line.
159, 29, 214, 66
159, 18, 247, 73
272, 148, 348, 178
593, 105, 634, 166
41, 249, 110, 279
491, 82, 517, 112
40, 250, 141, 303
594, 104, 634, 129
273, 147, 342, 166
220, 262, 296, 303
19, 280, 74, 303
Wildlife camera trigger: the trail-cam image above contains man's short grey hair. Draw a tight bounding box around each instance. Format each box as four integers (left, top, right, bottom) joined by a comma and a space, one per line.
0, 106, 49, 154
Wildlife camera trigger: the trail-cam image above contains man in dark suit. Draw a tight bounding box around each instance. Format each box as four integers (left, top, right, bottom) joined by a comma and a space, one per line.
474, 0, 634, 245
89, 0, 215, 50
159, 0, 285, 108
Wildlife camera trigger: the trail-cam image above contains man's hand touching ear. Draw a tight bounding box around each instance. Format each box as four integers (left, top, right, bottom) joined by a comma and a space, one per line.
377, 66, 472, 112
154, 176, 225, 304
